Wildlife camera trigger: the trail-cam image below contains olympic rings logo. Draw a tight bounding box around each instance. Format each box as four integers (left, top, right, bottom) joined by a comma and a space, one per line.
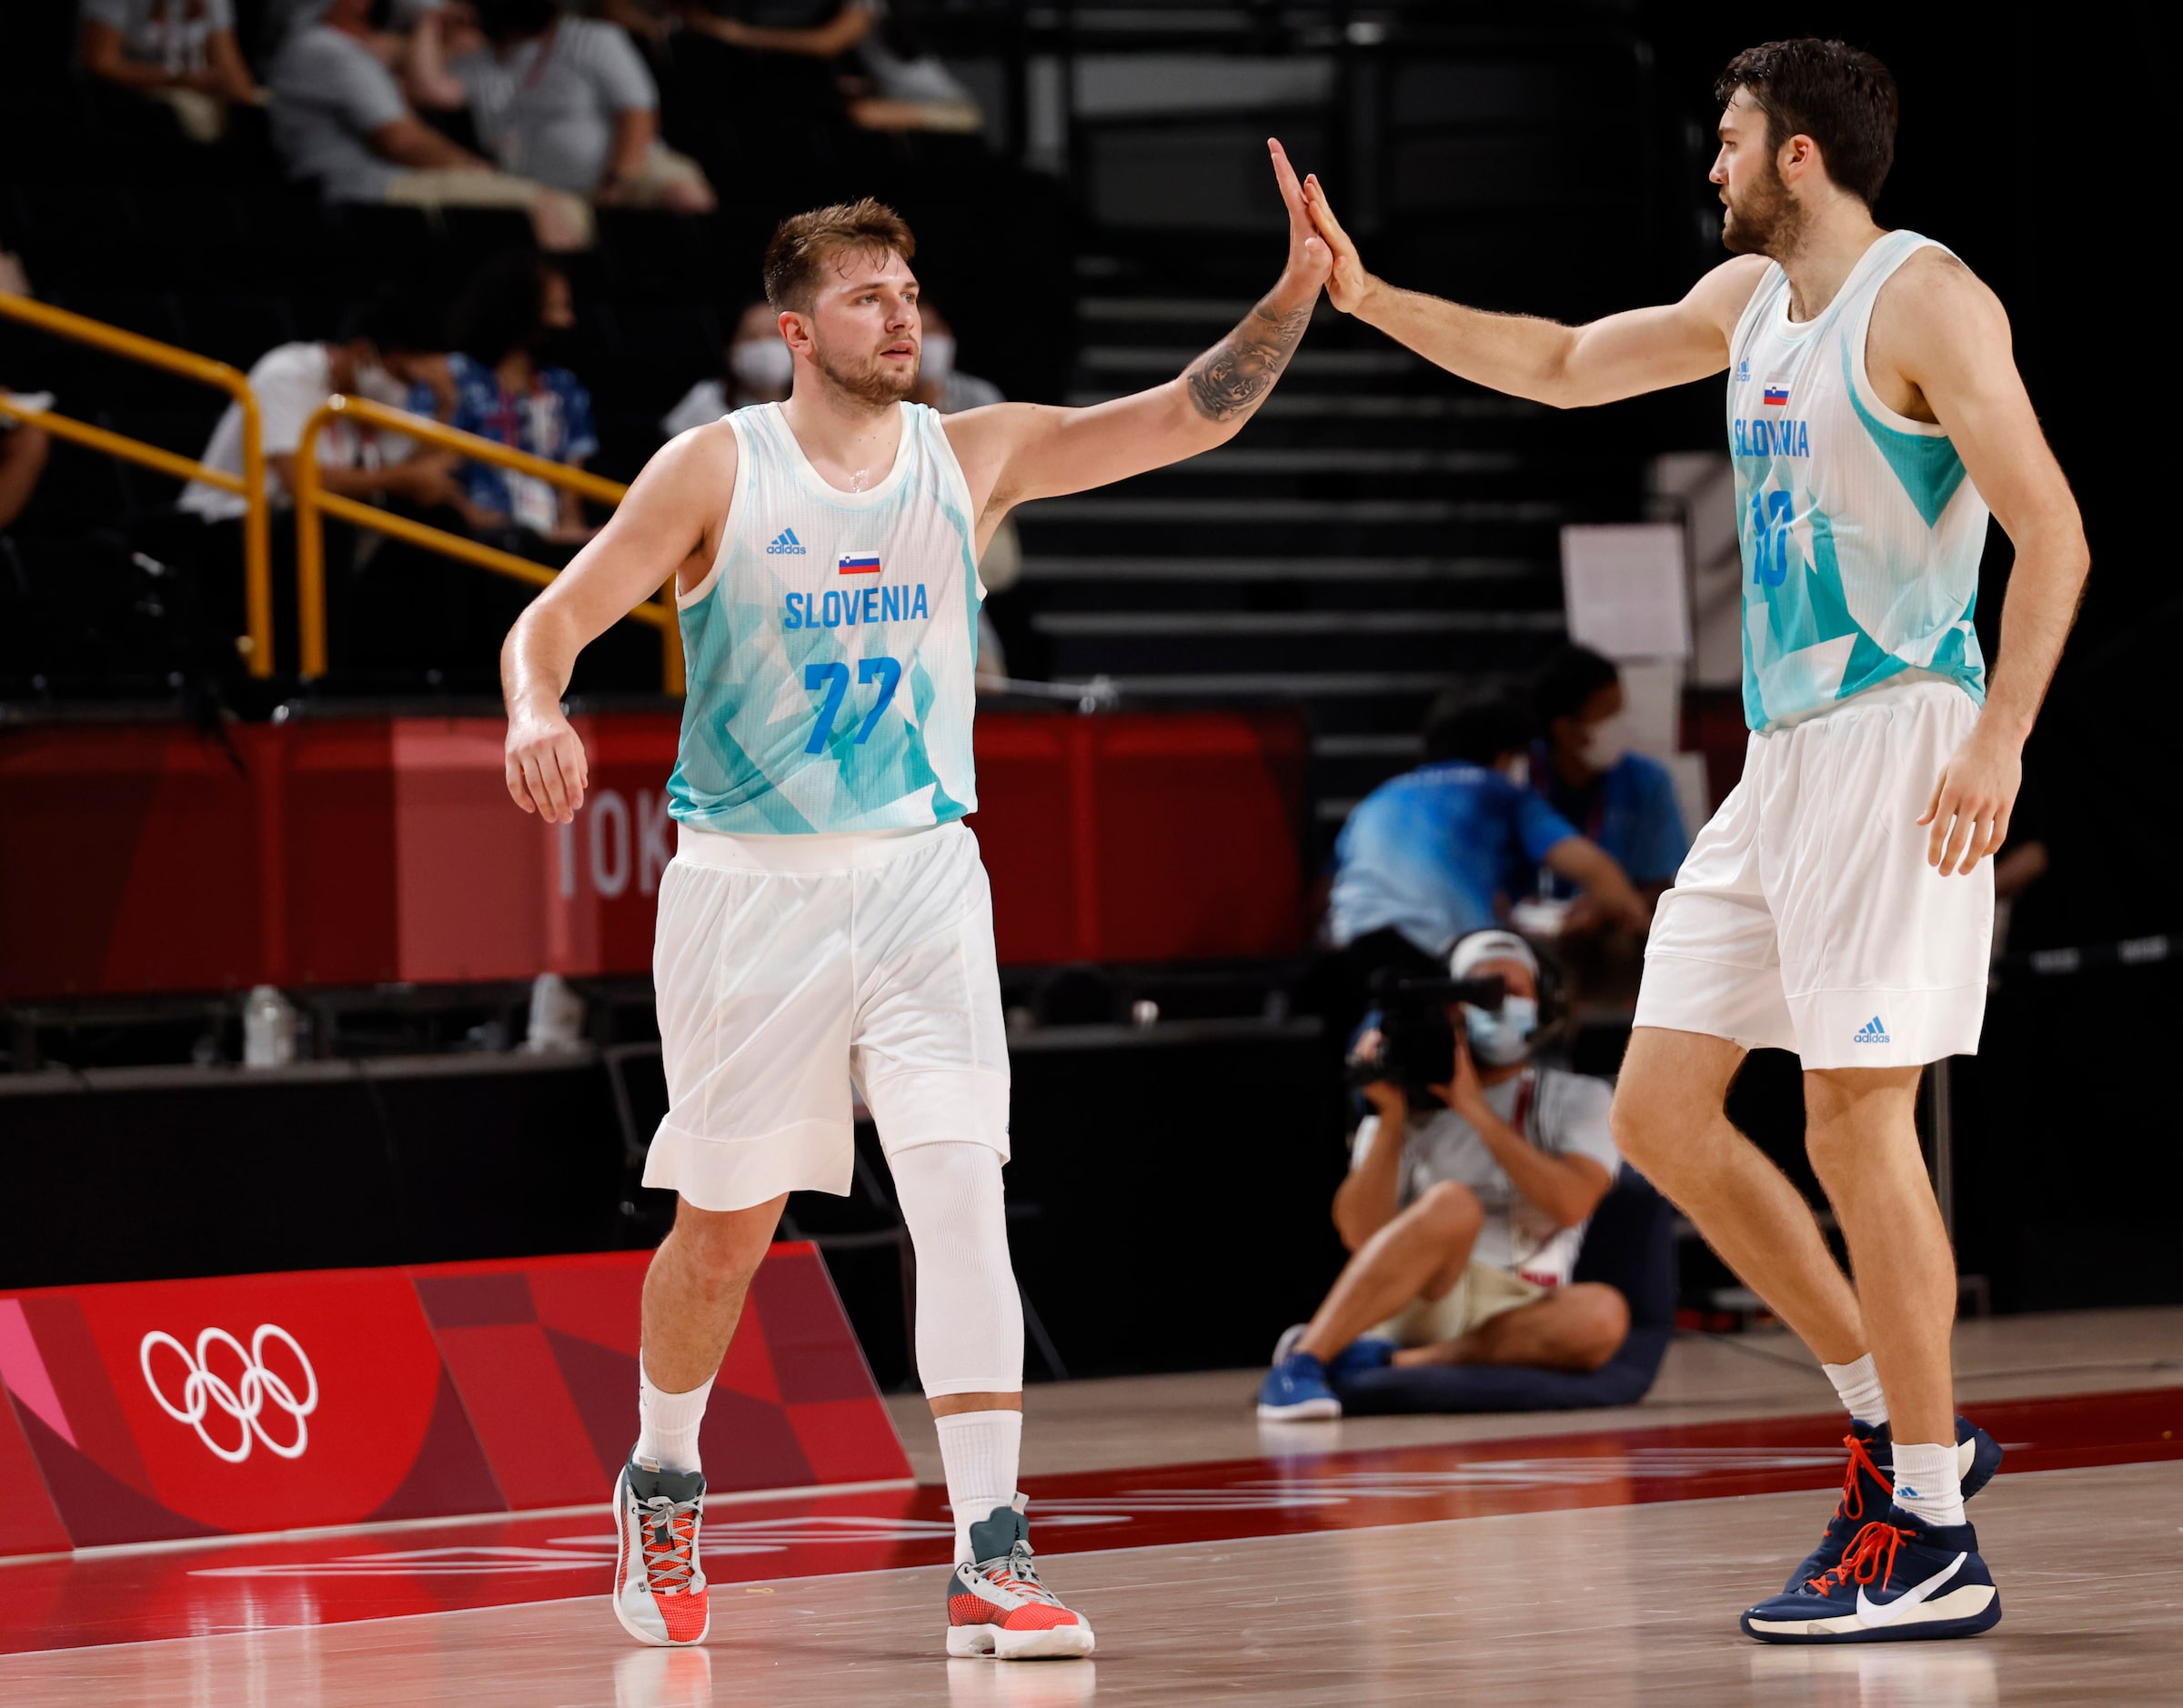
138, 1325, 319, 1464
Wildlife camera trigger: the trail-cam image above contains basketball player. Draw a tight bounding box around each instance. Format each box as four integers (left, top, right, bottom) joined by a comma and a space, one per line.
500, 143, 1331, 1655
1303, 40, 2087, 1642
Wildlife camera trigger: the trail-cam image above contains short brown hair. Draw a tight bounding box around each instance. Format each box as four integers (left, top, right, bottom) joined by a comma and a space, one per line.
1715, 39, 1898, 206
762, 199, 917, 312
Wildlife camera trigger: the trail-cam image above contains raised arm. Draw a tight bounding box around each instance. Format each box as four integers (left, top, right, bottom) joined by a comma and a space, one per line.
1302, 171, 1765, 408
501, 425, 736, 820
944, 138, 1330, 519
1875, 254, 2091, 875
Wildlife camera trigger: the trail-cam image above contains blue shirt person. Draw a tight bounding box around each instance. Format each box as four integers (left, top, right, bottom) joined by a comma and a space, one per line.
1327, 691, 1652, 959
410, 253, 599, 545
1528, 646, 1690, 903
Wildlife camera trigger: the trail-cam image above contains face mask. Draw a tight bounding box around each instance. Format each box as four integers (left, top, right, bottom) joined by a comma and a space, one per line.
919, 331, 956, 385
730, 337, 794, 390
1464, 995, 1538, 1066
1579, 710, 1632, 773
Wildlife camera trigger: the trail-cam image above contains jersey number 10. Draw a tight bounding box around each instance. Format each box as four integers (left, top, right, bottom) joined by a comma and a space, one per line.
805, 658, 903, 754
1748, 490, 1794, 588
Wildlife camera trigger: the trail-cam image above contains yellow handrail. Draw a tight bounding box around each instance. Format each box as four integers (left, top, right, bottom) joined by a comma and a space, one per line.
292, 394, 682, 696
0, 291, 272, 675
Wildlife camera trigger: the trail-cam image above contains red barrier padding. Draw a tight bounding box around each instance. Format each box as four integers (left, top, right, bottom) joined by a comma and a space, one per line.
0, 708, 1305, 998
0, 1245, 909, 1552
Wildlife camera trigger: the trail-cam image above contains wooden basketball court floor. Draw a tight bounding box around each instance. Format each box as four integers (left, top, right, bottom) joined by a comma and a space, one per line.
5, 1308, 2180, 1706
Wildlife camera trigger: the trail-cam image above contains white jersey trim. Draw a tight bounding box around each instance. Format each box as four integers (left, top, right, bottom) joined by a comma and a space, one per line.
676, 414, 753, 611
771, 400, 916, 511
1846, 235, 1954, 439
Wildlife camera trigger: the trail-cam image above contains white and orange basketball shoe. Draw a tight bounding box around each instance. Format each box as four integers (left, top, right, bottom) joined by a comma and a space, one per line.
945, 1495, 1095, 1659
611, 1457, 709, 1647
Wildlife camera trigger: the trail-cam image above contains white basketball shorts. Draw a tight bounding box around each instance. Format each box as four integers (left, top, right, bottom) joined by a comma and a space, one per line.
643, 819, 1010, 1212
1635, 678, 1993, 1070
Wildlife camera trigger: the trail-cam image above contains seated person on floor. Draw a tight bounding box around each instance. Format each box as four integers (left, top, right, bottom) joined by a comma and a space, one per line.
1258, 929, 1629, 1421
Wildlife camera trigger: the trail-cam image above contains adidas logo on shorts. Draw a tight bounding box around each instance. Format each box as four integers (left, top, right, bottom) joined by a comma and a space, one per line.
1853, 1016, 1889, 1044
766, 527, 807, 556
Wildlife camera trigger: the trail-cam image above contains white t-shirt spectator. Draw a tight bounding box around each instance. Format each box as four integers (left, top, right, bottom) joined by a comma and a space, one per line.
451, 19, 656, 196
180, 342, 414, 521
268, 23, 409, 201
80, 0, 235, 75
1350, 1066, 1619, 1289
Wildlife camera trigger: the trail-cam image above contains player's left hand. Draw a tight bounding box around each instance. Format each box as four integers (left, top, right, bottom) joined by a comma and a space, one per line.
1919, 721, 2019, 876
1266, 138, 1332, 296
1432, 1025, 1485, 1119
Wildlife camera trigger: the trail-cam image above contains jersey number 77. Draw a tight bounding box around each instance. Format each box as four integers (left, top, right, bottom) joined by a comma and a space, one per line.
805, 657, 903, 753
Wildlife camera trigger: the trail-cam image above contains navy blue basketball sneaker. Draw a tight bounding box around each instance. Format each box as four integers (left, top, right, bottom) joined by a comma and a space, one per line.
1784, 1417, 2004, 1592
1743, 1511, 2001, 1643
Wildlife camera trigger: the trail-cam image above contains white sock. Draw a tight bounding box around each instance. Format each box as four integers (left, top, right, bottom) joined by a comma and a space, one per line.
1823, 1353, 1888, 1429
635, 1364, 714, 1476
1888, 1440, 1966, 1528
934, 1409, 1022, 1563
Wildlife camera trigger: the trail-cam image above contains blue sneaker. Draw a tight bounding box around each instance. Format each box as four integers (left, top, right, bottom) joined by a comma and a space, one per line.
1270, 1323, 1397, 1383
1256, 1351, 1340, 1420
1784, 1417, 2005, 1592
1744, 1511, 2001, 1643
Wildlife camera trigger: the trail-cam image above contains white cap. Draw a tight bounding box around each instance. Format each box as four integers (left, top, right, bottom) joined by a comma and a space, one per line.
1449, 929, 1538, 981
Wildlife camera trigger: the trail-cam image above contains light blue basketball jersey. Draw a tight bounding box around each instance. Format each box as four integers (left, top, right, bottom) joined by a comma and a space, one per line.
666, 401, 982, 833
1727, 229, 1989, 732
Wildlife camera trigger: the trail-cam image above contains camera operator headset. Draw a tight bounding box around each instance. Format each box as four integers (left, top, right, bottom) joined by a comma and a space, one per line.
1339, 928, 1618, 1338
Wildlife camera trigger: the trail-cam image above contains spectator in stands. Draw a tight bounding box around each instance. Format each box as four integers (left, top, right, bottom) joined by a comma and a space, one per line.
1326, 689, 1652, 980
659, 300, 790, 438
908, 301, 1001, 414
1528, 645, 1689, 923
79, 0, 265, 144
1258, 929, 1628, 1420
407, 0, 715, 215
431, 251, 599, 551
268, 0, 593, 251
0, 397, 50, 538
847, 5, 981, 134
178, 295, 461, 527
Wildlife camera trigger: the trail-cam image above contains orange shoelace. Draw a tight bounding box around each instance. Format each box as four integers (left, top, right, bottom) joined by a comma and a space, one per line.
1806, 1519, 1909, 1595
980, 1549, 1062, 1605
642, 1501, 699, 1592
1833, 1431, 1893, 1522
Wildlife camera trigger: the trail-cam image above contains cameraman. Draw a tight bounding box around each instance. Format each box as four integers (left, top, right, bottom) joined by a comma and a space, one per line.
1259, 930, 1628, 1420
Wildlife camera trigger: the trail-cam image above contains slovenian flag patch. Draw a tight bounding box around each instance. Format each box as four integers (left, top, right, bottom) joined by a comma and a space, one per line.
1762, 385, 1790, 407
838, 550, 881, 576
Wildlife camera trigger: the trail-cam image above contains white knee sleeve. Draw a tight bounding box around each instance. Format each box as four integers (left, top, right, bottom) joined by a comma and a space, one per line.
889, 1140, 1023, 1398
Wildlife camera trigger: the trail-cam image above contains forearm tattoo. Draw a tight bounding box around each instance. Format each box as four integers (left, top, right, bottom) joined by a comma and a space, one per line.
1183, 298, 1312, 423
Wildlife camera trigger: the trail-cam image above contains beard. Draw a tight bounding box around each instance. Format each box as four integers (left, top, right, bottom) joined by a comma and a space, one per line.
812, 335, 919, 409
1720, 156, 1807, 258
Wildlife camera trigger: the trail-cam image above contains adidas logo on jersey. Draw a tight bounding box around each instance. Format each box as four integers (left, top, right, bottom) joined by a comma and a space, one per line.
1854, 1017, 1889, 1044
766, 527, 807, 556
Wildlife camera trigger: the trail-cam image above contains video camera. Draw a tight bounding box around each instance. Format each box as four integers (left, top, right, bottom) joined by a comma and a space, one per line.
1345, 968, 1509, 1107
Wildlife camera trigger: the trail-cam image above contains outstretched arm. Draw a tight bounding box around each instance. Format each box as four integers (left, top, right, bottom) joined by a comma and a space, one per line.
1302, 171, 1765, 408
945, 138, 1329, 519
501, 426, 735, 821
1876, 255, 2090, 876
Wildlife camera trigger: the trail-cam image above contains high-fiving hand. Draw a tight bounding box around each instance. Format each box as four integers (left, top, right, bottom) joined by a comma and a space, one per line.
1266, 139, 1333, 296
1298, 169, 1373, 315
